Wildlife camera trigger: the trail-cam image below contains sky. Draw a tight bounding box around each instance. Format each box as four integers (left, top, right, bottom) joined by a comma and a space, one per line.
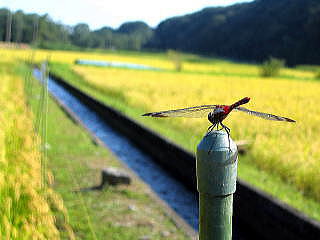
1, 0, 253, 30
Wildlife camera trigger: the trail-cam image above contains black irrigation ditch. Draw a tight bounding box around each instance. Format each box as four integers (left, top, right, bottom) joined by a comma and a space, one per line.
33, 68, 320, 240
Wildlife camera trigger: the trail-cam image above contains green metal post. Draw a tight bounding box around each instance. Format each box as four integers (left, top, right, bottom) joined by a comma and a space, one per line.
196, 130, 238, 240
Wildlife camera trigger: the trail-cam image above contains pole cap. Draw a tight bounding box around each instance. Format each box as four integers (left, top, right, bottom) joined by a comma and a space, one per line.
196, 130, 238, 196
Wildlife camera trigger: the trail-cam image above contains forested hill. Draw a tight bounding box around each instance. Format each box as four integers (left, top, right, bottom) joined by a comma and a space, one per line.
147, 0, 320, 65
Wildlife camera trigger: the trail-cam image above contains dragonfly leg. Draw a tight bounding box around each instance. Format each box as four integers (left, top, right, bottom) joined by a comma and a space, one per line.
216, 122, 225, 131
206, 123, 216, 135
207, 123, 218, 154
220, 122, 230, 135
220, 122, 231, 151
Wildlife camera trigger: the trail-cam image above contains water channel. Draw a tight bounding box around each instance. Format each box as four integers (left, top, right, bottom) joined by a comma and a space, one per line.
33, 68, 199, 230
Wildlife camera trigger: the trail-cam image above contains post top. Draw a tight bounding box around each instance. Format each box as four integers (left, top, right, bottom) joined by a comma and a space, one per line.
197, 130, 237, 154
196, 130, 238, 195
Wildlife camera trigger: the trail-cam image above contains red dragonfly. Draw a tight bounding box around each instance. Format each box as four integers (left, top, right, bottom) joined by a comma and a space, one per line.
142, 97, 295, 137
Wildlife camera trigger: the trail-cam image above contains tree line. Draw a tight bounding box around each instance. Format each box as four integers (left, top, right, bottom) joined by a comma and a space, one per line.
0, 8, 153, 51
1, 0, 320, 65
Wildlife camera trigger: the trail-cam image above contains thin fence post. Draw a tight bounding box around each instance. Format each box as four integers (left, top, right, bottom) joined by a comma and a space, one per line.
196, 130, 238, 239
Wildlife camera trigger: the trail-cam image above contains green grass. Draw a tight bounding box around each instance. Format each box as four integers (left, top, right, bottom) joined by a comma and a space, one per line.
49, 62, 320, 223
26, 64, 189, 239
296, 64, 320, 72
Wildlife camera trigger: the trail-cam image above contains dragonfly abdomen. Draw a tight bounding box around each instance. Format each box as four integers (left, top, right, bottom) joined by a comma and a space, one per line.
230, 97, 250, 110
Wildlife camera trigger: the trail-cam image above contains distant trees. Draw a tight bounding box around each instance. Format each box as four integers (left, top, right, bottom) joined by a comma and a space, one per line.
72, 23, 91, 47
68, 21, 153, 50
92, 27, 113, 49
0, 8, 9, 41
0, 8, 154, 51
12, 10, 24, 43
117, 21, 153, 50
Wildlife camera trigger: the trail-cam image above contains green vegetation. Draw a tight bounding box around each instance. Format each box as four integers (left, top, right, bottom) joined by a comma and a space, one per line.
49, 61, 320, 222
167, 50, 183, 72
296, 65, 320, 80
0, 60, 69, 239
260, 57, 285, 77
27, 64, 188, 239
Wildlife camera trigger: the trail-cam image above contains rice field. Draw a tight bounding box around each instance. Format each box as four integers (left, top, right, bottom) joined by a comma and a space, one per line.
0, 57, 73, 239
71, 64, 320, 199
1, 47, 320, 218
0, 48, 316, 79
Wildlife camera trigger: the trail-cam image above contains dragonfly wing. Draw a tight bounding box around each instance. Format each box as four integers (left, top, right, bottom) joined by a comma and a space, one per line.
142, 105, 218, 118
235, 107, 296, 122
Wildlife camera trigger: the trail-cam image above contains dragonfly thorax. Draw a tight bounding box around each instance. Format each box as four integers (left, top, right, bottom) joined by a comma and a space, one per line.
208, 108, 226, 124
